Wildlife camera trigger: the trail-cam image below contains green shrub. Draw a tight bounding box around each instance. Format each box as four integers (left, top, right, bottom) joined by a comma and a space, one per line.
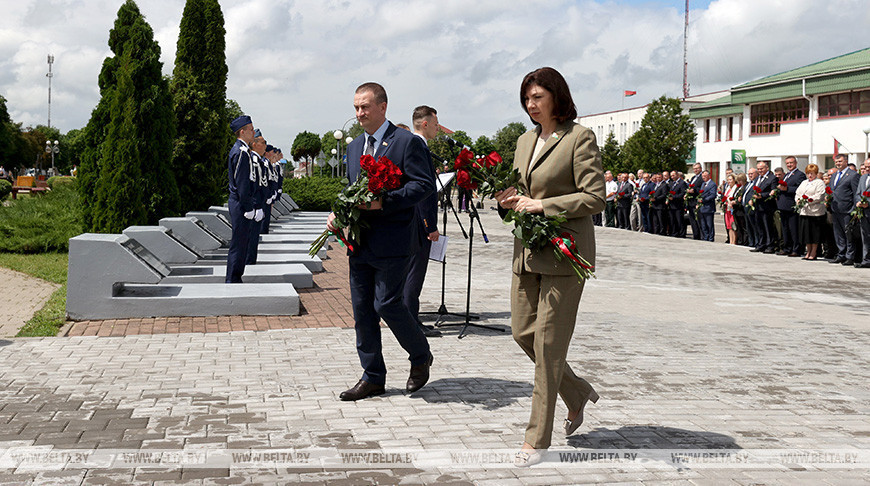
0, 179, 10, 200
283, 175, 345, 211
0, 182, 83, 253
47, 176, 77, 190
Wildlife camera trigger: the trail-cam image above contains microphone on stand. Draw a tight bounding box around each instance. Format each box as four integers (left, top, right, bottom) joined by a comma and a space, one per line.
439, 135, 471, 151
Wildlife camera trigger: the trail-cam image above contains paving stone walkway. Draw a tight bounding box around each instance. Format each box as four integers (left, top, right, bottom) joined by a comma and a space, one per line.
0, 267, 59, 338
0, 207, 868, 485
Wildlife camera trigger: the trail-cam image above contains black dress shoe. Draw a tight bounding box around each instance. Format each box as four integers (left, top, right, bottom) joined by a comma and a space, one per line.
421, 326, 442, 337
763, 248, 776, 254
855, 262, 870, 268
788, 253, 800, 257
339, 380, 385, 401
842, 260, 855, 266
407, 353, 433, 393
829, 257, 845, 264
749, 248, 763, 253
775, 250, 788, 256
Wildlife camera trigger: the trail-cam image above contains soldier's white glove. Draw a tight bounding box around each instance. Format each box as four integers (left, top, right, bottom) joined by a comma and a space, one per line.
243, 210, 256, 220
254, 208, 265, 222
277, 189, 282, 194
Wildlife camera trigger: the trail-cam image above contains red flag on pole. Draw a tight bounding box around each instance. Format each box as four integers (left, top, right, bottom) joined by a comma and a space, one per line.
834, 138, 840, 157
624, 90, 637, 97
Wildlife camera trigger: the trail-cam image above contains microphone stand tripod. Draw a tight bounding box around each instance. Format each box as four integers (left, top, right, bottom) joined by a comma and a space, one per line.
437, 197, 505, 339
420, 172, 478, 325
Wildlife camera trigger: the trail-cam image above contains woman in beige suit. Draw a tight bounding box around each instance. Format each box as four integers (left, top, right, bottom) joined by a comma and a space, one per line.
495, 67, 606, 466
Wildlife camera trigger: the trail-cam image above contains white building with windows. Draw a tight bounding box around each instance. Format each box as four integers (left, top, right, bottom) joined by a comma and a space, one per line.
690, 48, 870, 182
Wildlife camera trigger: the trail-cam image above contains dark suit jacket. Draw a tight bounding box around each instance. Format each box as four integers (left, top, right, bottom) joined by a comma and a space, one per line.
651, 182, 668, 209
616, 181, 634, 208
686, 173, 703, 206
699, 179, 717, 214
638, 181, 653, 201
414, 139, 439, 244
742, 177, 758, 207
856, 174, 870, 208
670, 179, 687, 210
227, 139, 255, 212
829, 168, 859, 214
754, 171, 778, 213
777, 169, 806, 211
346, 121, 435, 260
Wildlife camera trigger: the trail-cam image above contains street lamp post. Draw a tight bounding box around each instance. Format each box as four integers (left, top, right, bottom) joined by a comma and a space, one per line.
863, 127, 870, 163
46, 55, 54, 129
333, 130, 343, 178
45, 140, 59, 174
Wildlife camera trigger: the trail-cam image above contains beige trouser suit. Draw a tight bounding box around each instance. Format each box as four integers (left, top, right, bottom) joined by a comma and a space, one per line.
509, 121, 605, 449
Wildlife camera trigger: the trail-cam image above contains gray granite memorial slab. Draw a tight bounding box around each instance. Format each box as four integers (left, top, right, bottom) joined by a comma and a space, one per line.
66, 233, 299, 319
280, 194, 300, 210
161, 263, 312, 287
122, 226, 199, 264
208, 205, 230, 219
186, 211, 233, 242
178, 252, 323, 272
159, 217, 225, 250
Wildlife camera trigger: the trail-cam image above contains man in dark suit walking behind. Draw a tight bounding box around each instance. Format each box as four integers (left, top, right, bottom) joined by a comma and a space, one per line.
327, 83, 435, 401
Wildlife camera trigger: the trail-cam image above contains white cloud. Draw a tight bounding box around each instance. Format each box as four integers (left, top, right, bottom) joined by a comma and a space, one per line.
0, 0, 868, 151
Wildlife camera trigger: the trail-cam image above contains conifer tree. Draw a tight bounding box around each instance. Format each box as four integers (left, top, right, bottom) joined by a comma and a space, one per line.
171, 0, 231, 211
77, 59, 114, 231
90, 0, 180, 233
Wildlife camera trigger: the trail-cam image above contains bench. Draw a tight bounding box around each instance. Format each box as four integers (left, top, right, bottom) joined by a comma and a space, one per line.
10, 186, 48, 199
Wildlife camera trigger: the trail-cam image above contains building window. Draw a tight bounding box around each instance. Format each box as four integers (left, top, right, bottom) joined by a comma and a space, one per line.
715, 118, 722, 141
819, 89, 870, 118
704, 119, 710, 142
738, 115, 743, 140
750, 98, 809, 135
727, 117, 733, 141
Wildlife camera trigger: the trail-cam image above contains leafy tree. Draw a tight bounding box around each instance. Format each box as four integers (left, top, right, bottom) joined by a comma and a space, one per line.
225, 98, 243, 121
291, 131, 321, 176
451, 130, 473, 148
492, 122, 528, 164
60, 128, 85, 174
600, 132, 624, 174
621, 95, 695, 173
170, 0, 230, 211
427, 129, 459, 168
473, 135, 496, 157
90, 0, 180, 233
78, 58, 114, 231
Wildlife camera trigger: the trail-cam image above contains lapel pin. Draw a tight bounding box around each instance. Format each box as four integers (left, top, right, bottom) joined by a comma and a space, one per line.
382, 141, 388, 147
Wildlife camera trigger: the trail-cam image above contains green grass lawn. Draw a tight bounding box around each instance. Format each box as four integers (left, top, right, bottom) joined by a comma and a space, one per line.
0, 252, 69, 337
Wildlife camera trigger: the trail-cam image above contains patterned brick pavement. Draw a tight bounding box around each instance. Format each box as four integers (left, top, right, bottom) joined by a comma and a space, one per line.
65, 250, 355, 337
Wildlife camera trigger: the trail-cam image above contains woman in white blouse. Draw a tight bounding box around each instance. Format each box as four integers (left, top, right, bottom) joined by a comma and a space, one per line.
794, 164, 826, 260
723, 174, 739, 244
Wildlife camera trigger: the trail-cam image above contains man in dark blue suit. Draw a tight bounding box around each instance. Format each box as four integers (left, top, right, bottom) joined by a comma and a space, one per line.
637, 173, 653, 232
669, 170, 687, 237
686, 163, 704, 240
828, 154, 860, 265
776, 156, 806, 257
698, 170, 717, 241
225, 115, 261, 283
750, 161, 778, 253
742, 167, 759, 248
404, 106, 442, 338
327, 83, 435, 401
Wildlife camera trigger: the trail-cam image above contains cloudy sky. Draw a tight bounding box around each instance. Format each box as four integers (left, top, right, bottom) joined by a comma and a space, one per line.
1, 0, 868, 149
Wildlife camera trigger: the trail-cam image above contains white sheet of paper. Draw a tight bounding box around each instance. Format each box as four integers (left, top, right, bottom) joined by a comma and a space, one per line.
436, 172, 455, 193
428, 235, 449, 262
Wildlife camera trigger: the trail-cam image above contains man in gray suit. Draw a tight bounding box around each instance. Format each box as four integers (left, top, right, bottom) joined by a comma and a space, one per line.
828, 154, 860, 265
855, 159, 870, 268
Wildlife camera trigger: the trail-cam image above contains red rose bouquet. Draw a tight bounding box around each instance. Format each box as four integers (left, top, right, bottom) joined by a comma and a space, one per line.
850, 190, 870, 222
454, 148, 594, 281
309, 155, 403, 256
825, 186, 833, 207
793, 194, 814, 214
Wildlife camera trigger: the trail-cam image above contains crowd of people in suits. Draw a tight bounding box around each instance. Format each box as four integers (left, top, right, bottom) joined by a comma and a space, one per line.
225, 116, 285, 283
596, 155, 870, 268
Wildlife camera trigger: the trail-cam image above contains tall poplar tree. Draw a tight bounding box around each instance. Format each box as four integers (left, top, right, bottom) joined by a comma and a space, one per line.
90, 0, 180, 233
77, 59, 114, 231
171, 0, 231, 211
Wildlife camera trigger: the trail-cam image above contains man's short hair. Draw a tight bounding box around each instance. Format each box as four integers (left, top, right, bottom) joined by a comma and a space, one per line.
834, 153, 846, 162
395, 123, 411, 131
356, 82, 387, 105
412, 105, 437, 129
784, 156, 797, 163
702, 170, 710, 176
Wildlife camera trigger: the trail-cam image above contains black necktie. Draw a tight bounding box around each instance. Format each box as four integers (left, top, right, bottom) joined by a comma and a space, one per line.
365, 136, 376, 156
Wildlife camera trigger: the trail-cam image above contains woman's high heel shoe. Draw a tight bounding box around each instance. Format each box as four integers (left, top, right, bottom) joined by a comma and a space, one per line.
564, 389, 599, 436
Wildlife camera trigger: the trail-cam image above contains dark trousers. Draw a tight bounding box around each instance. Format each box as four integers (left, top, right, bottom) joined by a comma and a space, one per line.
669, 207, 685, 237
403, 238, 432, 326
605, 201, 616, 227
616, 204, 630, 229
700, 211, 715, 242
757, 210, 775, 250
745, 210, 759, 248
831, 211, 855, 261
246, 212, 262, 265
349, 255, 431, 385
593, 213, 602, 226
688, 204, 701, 240
640, 202, 651, 232
226, 199, 252, 283
261, 204, 272, 234
734, 213, 748, 246
779, 209, 801, 254
859, 216, 870, 264
652, 208, 668, 235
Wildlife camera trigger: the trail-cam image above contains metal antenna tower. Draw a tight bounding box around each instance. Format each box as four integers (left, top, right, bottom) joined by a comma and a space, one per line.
682, 0, 690, 99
